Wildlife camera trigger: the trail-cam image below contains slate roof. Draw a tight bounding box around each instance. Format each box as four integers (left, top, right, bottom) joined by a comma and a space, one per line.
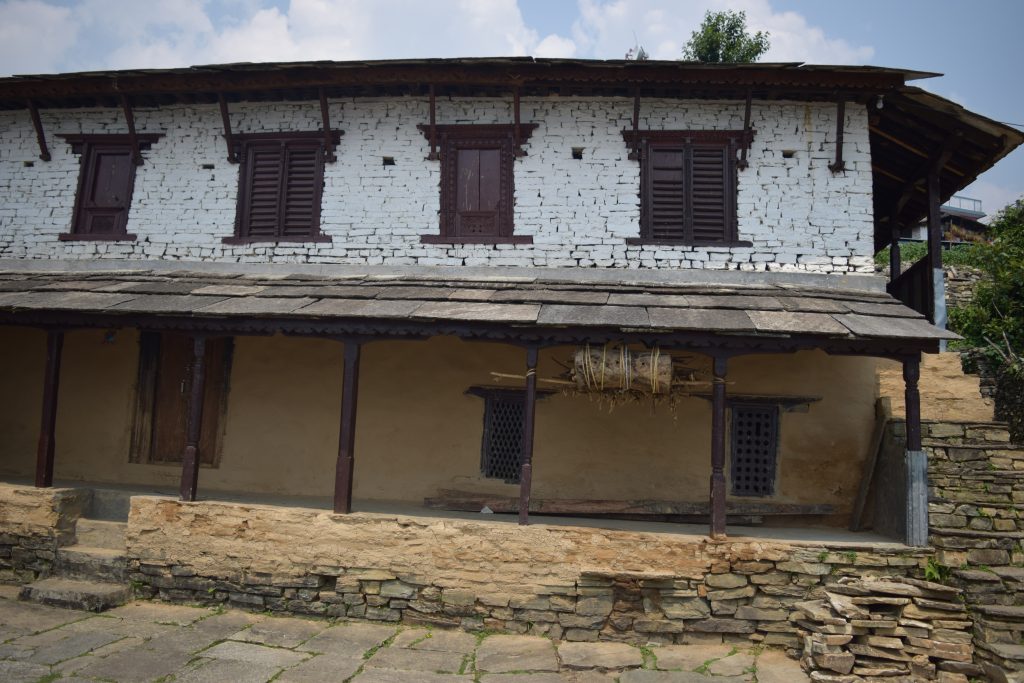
0, 264, 956, 347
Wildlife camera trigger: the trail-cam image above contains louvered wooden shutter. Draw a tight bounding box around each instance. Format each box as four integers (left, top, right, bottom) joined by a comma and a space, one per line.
641, 138, 734, 243
239, 137, 323, 239
690, 145, 729, 243
74, 144, 136, 235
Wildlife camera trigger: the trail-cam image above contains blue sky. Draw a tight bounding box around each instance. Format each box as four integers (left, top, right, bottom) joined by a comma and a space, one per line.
1, 0, 1021, 215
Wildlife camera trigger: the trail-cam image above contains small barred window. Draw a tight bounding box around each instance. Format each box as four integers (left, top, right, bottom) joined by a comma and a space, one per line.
479, 390, 525, 483
730, 404, 779, 497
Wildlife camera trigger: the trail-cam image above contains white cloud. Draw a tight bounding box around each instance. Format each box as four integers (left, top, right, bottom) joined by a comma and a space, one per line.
572, 0, 874, 64
0, 0, 78, 75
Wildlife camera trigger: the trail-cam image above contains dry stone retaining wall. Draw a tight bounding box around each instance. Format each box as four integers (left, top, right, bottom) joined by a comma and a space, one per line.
0, 484, 89, 583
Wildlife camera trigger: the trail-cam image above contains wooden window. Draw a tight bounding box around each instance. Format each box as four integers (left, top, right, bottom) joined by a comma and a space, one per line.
623, 130, 747, 246
227, 133, 336, 244
58, 134, 160, 241
730, 404, 779, 497
130, 332, 233, 466
419, 124, 536, 244
479, 389, 525, 483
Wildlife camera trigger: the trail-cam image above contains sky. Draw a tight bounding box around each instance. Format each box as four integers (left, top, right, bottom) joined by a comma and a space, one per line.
1, 0, 1022, 217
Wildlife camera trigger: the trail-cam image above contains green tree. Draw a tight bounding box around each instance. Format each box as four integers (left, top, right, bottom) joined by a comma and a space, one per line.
949, 197, 1024, 353
682, 10, 770, 63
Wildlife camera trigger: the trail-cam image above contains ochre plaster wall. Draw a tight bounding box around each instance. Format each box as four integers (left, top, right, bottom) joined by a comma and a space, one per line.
0, 328, 878, 516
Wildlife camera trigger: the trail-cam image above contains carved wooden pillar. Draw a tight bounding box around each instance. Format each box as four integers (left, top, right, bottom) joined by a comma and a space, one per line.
709, 355, 728, 539
334, 341, 362, 514
34, 330, 64, 488
518, 346, 540, 525
903, 354, 928, 546
178, 336, 207, 502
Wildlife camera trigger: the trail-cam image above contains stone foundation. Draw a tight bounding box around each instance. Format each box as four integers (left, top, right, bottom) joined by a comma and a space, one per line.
126, 496, 929, 646
0, 483, 90, 583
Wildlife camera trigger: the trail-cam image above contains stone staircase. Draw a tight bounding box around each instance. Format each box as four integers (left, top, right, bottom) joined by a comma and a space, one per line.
878, 354, 1024, 682
19, 516, 130, 612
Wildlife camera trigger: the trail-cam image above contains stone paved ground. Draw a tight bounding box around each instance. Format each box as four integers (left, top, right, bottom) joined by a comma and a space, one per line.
0, 588, 809, 682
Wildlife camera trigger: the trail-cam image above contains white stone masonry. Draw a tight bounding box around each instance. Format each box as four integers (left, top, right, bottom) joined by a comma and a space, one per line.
0, 96, 875, 272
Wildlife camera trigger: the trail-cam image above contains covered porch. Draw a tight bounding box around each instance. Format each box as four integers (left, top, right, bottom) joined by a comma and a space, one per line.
0, 261, 953, 545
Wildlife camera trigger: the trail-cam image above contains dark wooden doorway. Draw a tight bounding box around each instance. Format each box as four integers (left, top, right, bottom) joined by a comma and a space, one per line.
131, 332, 232, 465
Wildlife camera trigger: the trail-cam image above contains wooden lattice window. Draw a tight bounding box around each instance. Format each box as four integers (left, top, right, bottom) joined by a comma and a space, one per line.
622, 130, 744, 245
230, 133, 337, 243
467, 388, 526, 483
730, 404, 779, 497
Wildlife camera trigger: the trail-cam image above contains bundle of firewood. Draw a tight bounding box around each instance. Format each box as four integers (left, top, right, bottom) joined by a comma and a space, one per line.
794, 576, 981, 682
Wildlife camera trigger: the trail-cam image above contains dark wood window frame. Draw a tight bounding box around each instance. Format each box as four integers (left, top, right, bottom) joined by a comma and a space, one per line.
224, 131, 341, 245
621, 130, 751, 247
129, 331, 234, 468
729, 402, 780, 498
467, 386, 551, 484
417, 124, 537, 245
58, 133, 163, 242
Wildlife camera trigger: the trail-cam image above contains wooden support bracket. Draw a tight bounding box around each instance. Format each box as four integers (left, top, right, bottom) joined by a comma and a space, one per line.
738, 90, 752, 170
828, 100, 846, 173
218, 93, 237, 163
318, 88, 337, 163
628, 86, 641, 161
518, 345, 540, 525
120, 94, 143, 166
513, 86, 524, 157
27, 100, 51, 162
34, 329, 64, 488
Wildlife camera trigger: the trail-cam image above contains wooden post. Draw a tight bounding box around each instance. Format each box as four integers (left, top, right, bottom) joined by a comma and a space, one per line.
903, 355, 928, 546
927, 168, 946, 335
709, 355, 728, 539
513, 86, 523, 157
629, 87, 641, 160
828, 100, 846, 173
518, 346, 540, 525
178, 336, 207, 502
738, 90, 752, 170
334, 341, 362, 514
318, 88, 337, 163
889, 215, 901, 282
427, 85, 439, 161
34, 330, 64, 488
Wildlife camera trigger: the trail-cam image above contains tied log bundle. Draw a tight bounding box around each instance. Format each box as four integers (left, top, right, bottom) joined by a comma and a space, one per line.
573, 345, 673, 394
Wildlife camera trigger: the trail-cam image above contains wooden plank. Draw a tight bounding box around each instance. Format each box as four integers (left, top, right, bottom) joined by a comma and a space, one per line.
333, 341, 361, 513
178, 335, 207, 501
850, 399, 888, 531
424, 489, 834, 517
518, 346, 539, 525
34, 330, 64, 488
710, 356, 728, 539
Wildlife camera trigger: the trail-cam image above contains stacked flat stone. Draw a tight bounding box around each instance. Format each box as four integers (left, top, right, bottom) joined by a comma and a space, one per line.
970, 604, 1024, 681
794, 576, 980, 683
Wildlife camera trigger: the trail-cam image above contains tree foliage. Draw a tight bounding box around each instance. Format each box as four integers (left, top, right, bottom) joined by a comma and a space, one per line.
948, 198, 1024, 353
682, 10, 770, 63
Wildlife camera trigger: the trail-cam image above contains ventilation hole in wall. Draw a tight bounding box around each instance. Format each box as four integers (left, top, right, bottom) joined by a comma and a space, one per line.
572, 147, 584, 160
383, 156, 396, 166
23, 161, 34, 167
201, 163, 215, 170
782, 150, 796, 159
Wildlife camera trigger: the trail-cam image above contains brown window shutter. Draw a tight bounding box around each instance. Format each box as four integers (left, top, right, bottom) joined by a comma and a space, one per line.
281, 144, 321, 237
243, 143, 284, 238
74, 144, 135, 235
454, 147, 503, 238
689, 145, 729, 242
645, 145, 687, 240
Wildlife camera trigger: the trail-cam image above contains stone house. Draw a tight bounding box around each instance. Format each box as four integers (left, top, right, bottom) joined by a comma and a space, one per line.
0, 59, 1021, 653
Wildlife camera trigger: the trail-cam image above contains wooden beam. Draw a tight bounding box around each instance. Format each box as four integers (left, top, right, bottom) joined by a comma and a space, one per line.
218, 93, 237, 163
710, 355, 728, 539
518, 346, 539, 525
427, 84, 439, 161
119, 94, 143, 165
738, 89, 752, 170
318, 88, 337, 163
891, 133, 959, 221
870, 125, 967, 177
889, 213, 901, 281
850, 399, 888, 531
178, 335, 207, 501
513, 86, 523, 157
26, 100, 51, 162
333, 341, 361, 514
34, 330, 64, 488
828, 100, 846, 173
629, 86, 640, 161
927, 166, 947, 333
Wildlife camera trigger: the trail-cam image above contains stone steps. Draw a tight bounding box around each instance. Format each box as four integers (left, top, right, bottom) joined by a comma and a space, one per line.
74, 519, 127, 550
54, 545, 127, 583
19, 577, 130, 612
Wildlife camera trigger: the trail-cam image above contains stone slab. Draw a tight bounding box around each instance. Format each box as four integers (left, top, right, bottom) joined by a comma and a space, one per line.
106, 601, 211, 625
300, 297, 422, 318
298, 622, 398, 656
198, 296, 317, 315
476, 635, 559, 673
232, 616, 327, 648
391, 627, 478, 653
173, 657, 285, 683
606, 293, 693, 308
191, 284, 268, 296
74, 642, 199, 683
275, 653, 365, 683
746, 310, 850, 336
558, 641, 643, 669
0, 599, 90, 634
202, 640, 311, 667
836, 313, 958, 339
491, 289, 611, 305
753, 649, 810, 683
109, 294, 229, 313
353, 669, 471, 682
537, 304, 649, 328
646, 307, 754, 331
652, 643, 734, 671
0, 660, 52, 683
364, 645, 465, 673
19, 626, 124, 665
0, 290, 139, 310
412, 301, 541, 323
620, 671, 728, 682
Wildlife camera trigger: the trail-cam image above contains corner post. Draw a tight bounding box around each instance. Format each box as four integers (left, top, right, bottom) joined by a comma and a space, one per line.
903, 354, 928, 546
518, 346, 540, 525
178, 335, 207, 502
334, 341, 362, 514
889, 214, 901, 282
34, 329, 64, 488
927, 168, 947, 339
710, 355, 728, 539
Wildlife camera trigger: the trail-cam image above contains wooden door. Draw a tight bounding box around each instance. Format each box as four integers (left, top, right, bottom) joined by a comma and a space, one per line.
455, 147, 503, 237
148, 334, 228, 465
80, 146, 134, 235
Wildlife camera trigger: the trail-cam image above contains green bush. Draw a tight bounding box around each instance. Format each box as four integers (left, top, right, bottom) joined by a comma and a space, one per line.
874, 241, 986, 268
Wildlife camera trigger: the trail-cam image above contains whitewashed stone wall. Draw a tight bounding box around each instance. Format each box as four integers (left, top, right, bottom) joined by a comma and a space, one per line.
0, 96, 874, 272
